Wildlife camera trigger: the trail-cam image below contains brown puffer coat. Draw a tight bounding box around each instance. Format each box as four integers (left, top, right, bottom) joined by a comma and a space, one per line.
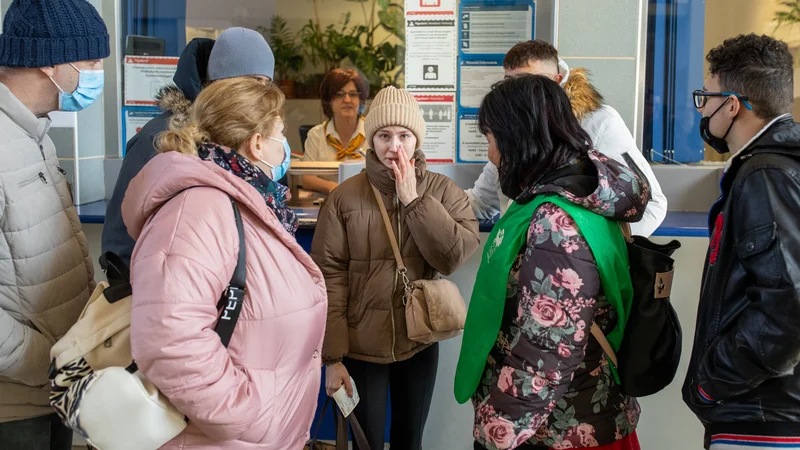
312, 150, 480, 364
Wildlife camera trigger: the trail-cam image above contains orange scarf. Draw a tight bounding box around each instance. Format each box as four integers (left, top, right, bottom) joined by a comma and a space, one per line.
325, 121, 365, 160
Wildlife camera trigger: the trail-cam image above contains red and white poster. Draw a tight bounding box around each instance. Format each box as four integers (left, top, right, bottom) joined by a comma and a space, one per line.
412, 93, 456, 162
124, 56, 179, 106
405, 0, 455, 15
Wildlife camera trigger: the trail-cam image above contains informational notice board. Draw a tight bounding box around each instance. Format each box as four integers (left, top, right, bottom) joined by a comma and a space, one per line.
412, 93, 457, 162
455, 0, 535, 162
405, 0, 458, 162
405, 0, 536, 162
121, 107, 160, 155
124, 56, 178, 106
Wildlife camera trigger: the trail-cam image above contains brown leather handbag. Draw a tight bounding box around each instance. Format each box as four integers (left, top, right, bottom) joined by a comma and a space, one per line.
370, 183, 467, 344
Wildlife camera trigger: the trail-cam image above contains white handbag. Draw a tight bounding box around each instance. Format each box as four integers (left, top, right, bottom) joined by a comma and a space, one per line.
49, 197, 247, 450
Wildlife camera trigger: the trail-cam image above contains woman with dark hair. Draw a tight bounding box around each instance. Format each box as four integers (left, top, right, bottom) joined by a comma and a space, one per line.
454, 75, 651, 450
302, 68, 370, 194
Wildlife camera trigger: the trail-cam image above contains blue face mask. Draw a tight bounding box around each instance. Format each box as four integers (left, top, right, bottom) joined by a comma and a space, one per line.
49, 63, 104, 112
262, 137, 292, 181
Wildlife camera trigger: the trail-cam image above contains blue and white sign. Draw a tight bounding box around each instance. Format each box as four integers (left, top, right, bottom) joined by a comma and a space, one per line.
122, 107, 160, 156
457, 112, 489, 162
459, 2, 535, 57
458, 57, 505, 110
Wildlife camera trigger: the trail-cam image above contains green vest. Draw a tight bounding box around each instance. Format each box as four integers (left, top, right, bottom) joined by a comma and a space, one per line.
454, 195, 633, 404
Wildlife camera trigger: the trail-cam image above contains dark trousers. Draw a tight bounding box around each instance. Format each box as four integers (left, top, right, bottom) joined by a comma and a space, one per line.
0, 414, 73, 450
345, 343, 439, 450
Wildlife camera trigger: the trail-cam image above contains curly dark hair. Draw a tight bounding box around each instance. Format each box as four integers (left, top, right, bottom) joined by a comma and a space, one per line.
706, 33, 794, 119
504, 40, 559, 71
478, 75, 592, 200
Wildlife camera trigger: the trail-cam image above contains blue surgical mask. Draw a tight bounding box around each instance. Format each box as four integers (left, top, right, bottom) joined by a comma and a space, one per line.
262, 137, 292, 181
49, 63, 104, 112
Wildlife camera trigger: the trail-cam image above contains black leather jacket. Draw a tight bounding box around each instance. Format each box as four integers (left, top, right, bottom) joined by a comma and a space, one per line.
682, 116, 800, 440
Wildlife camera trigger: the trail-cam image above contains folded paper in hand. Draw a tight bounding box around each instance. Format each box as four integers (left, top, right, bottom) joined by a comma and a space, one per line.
332, 377, 360, 417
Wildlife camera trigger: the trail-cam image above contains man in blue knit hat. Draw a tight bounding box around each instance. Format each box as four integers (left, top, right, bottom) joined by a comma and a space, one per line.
0, 1, 108, 448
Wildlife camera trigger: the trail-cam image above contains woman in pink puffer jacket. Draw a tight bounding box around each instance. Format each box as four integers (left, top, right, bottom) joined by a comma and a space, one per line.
121, 77, 327, 449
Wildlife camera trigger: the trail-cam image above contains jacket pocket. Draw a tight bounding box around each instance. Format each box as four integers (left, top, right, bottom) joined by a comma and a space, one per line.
17, 172, 47, 188
735, 223, 779, 282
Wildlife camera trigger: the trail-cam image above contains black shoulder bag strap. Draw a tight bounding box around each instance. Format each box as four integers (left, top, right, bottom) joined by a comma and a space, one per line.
214, 197, 247, 347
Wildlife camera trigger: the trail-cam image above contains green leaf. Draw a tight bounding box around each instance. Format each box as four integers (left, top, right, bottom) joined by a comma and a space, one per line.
542, 275, 553, 293
552, 408, 566, 422
564, 405, 576, 421
554, 421, 571, 430
569, 418, 580, 427
557, 398, 568, 409
535, 268, 544, 281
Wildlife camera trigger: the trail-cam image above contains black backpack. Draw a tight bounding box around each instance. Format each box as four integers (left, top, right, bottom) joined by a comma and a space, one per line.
616, 235, 682, 397
614, 153, 683, 397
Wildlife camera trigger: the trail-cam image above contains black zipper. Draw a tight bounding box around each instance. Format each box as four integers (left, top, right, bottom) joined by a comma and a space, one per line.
18, 172, 47, 187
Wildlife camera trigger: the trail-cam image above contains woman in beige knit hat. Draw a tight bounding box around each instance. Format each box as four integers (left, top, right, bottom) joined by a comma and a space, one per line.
311, 86, 480, 449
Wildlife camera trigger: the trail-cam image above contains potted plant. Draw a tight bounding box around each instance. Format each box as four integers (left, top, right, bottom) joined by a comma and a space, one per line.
260, 16, 304, 98
299, 0, 406, 96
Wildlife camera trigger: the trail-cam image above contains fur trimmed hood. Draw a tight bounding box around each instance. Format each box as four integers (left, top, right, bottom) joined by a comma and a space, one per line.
155, 85, 192, 126
559, 59, 604, 121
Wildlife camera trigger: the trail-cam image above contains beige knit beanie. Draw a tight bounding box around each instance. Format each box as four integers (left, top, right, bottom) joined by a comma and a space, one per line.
364, 86, 426, 150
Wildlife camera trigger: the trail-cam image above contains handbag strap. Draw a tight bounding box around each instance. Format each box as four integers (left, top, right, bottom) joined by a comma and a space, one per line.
370, 182, 406, 272
590, 323, 618, 368
213, 197, 247, 348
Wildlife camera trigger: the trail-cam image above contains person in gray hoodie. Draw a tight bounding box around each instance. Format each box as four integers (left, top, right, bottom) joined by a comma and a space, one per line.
0, 0, 106, 448
102, 27, 275, 265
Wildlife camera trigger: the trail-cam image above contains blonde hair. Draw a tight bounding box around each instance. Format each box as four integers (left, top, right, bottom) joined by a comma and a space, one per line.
157, 77, 285, 156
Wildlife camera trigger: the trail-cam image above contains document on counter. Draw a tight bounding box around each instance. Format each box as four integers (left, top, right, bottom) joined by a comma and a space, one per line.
458, 113, 489, 162
405, 17, 457, 90
458, 59, 505, 109
332, 377, 360, 418
459, 3, 535, 55
412, 93, 456, 162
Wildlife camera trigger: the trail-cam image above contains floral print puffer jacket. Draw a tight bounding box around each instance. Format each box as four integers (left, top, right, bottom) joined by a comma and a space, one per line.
473, 151, 651, 450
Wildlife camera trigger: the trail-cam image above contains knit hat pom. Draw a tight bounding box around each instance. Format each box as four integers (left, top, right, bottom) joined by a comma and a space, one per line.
0, 0, 110, 68
364, 86, 426, 150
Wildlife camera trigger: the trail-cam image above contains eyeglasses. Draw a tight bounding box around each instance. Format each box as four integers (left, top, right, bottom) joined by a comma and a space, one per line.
692, 90, 752, 110
334, 91, 361, 100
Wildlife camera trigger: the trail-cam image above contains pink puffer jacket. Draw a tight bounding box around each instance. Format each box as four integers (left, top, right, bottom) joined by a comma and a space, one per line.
122, 152, 327, 449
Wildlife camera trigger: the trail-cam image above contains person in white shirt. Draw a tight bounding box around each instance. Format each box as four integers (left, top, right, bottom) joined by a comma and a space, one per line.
303, 68, 369, 194
466, 40, 667, 237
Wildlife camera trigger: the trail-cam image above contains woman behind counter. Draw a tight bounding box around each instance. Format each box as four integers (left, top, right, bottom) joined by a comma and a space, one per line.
312, 86, 480, 450
302, 68, 369, 194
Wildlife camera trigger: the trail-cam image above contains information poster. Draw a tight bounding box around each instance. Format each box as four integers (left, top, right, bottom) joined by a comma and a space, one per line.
459, 3, 535, 55
413, 94, 456, 162
405, 0, 455, 15
122, 107, 160, 154
458, 58, 505, 109
458, 113, 489, 162
405, 17, 457, 90
124, 56, 179, 106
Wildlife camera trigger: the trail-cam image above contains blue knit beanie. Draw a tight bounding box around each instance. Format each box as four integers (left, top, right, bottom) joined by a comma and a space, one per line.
208, 27, 274, 81
0, 0, 110, 68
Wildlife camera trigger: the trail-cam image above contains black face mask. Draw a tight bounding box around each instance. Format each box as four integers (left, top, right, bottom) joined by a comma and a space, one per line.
699, 98, 736, 154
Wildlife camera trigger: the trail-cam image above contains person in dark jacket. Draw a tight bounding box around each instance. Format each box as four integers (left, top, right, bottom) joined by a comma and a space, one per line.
683, 33, 800, 450
102, 27, 274, 264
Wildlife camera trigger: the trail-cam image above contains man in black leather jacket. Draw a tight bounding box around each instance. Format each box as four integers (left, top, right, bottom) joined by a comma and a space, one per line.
683, 33, 800, 449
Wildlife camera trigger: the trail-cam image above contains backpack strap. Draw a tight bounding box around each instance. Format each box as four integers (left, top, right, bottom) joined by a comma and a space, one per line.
213, 197, 247, 348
